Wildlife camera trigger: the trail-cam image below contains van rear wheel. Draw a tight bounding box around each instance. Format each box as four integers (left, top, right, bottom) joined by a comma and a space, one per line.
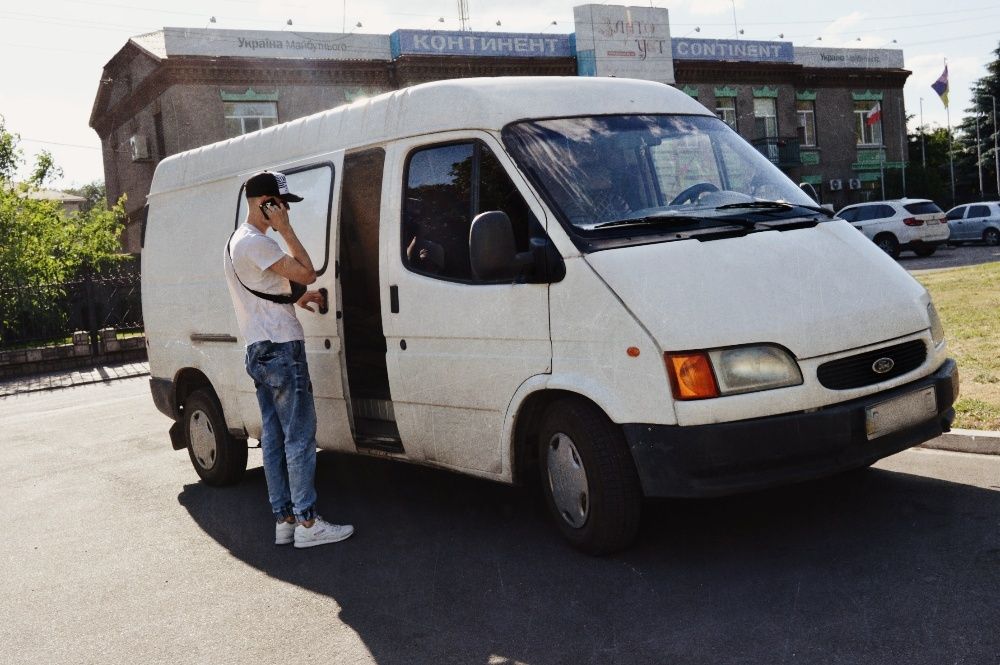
984, 228, 1000, 246
183, 388, 247, 486
538, 398, 642, 555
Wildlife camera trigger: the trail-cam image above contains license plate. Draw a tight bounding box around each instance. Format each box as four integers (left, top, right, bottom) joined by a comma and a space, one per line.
865, 387, 937, 440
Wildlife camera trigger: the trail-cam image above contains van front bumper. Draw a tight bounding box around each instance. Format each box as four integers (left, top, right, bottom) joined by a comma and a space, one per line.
623, 359, 958, 498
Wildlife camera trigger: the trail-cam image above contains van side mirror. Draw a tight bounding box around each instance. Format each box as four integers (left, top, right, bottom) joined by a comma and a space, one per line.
799, 182, 820, 204
470, 211, 532, 281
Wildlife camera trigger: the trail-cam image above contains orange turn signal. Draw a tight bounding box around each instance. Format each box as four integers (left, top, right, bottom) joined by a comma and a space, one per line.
665, 352, 719, 400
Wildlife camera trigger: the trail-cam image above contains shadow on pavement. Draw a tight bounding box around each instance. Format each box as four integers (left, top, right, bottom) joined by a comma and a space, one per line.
178, 451, 1000, 665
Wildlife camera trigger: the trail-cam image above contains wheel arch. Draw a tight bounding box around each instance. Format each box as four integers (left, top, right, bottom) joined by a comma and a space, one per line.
172, 367, 214, 420
509, 387, 611, 487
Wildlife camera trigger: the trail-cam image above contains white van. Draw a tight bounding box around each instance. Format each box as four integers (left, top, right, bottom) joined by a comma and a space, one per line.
143, 77, 958, 554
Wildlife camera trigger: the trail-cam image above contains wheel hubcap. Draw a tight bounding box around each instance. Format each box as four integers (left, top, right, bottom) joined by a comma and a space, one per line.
546, 433, 590, 529
189, 409, 217, 470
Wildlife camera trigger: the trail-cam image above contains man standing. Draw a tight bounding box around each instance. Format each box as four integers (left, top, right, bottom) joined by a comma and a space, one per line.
224, 171, 354, 549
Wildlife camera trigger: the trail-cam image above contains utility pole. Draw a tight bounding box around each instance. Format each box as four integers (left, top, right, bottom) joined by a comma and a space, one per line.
994, 96, 1000, 198
976, 113, 984, 199
900, 100, 907, 197
457, 0, 470, 31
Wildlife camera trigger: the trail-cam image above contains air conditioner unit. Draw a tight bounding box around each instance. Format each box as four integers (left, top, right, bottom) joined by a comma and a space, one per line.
829, 179, 843, 191
129, 134, 150, 162
848, 178, 862, 190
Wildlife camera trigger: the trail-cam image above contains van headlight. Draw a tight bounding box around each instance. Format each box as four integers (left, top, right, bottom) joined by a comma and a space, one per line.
927, 302, 945, 346
665, 345, 802, 400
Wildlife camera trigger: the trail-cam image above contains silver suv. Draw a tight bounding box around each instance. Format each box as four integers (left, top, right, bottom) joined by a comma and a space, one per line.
837, 198, 950, 259
945, 201, 1000, 245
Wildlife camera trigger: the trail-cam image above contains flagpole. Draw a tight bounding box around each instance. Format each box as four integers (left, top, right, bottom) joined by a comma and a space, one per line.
920, 97, 926, 169
940, 58, 956, 205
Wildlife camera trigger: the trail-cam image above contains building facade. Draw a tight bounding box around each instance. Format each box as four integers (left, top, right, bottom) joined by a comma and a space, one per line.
90, 8, 910, 253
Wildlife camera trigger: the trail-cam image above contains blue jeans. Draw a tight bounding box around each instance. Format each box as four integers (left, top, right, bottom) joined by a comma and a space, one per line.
245, 340, 318, 523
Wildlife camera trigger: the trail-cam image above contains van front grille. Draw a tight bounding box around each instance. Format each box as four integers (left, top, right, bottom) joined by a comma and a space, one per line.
817, 340, 927, 390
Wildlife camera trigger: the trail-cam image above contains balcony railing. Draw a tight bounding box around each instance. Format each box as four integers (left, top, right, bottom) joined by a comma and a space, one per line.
750, 137, 801, 169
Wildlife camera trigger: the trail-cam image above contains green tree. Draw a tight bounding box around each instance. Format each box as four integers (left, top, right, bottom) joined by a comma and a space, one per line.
0, 119, 127, 345
65, 180, 108, 213
955, 40, 1000, 202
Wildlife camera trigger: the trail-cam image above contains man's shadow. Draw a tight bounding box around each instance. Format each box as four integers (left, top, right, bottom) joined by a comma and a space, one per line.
179, 451, 1000, 665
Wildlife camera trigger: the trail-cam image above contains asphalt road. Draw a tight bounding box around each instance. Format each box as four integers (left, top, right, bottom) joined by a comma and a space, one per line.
900, 241, 1000, 271
2, 378, 999, 665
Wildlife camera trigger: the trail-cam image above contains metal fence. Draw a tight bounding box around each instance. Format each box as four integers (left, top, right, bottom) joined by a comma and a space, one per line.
0, 263, 143, 351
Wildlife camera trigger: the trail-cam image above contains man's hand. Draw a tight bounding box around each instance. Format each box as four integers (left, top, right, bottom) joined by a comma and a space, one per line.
263, 200, 292, 233
296, 289, 326, 313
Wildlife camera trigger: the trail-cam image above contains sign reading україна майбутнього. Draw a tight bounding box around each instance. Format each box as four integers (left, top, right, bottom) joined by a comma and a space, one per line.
161, 27, 393, 60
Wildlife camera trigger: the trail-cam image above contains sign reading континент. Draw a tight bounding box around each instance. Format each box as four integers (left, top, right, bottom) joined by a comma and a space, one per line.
390, 30, 573, 58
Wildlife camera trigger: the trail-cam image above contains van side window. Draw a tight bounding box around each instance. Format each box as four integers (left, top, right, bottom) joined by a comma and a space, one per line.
236, 164, 335, 274
968, 205, 990, 218
946, 207, 965, 221
838, 208, 858, 222
402, 141, 534, 281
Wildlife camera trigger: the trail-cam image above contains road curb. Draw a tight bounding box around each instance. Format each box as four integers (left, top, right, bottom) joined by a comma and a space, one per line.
919, 428, 1000, 455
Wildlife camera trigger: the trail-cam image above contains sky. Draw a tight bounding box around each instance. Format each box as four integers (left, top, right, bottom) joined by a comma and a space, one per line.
1, 0, 997, 189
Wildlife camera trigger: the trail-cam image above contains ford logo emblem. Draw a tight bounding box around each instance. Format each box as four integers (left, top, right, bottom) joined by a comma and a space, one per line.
872, 357, 895, 374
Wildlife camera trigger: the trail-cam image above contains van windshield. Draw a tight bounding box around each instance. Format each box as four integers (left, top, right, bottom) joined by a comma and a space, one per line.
502, 114, 820, 241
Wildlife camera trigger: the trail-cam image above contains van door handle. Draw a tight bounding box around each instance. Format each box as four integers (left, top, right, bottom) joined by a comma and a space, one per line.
390, 285, 399, 313
318, 288, 329, 315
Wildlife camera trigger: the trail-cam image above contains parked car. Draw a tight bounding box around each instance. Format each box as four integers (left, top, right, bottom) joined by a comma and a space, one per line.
837, 199, 950, 259
945, 201, 1000, 245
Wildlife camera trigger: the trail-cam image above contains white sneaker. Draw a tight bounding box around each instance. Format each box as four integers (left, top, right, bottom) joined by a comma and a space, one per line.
294, 517, 354, 549
275, 521, 296, 545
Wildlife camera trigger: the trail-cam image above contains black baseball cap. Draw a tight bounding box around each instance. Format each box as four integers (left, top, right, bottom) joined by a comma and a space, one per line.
244, 171, 303, 202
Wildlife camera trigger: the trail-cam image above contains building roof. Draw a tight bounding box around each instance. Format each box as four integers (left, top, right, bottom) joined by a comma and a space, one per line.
129, 30, 167, 59
25, 189, 87, 203
148, 76, 711, 198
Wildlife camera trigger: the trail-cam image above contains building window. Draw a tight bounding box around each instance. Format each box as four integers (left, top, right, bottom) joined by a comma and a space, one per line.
796, 100, 816, 146
224, 102, 278, 137
854, 101, 883, 146
715, 98, 737, 130
153, 112, 166, 158
753, 98, 777, 138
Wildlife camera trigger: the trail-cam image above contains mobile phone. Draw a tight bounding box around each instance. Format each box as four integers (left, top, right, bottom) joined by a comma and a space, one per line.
258, 198, 279, 219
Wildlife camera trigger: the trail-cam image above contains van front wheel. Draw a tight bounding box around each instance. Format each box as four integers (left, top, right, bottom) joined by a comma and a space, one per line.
183, 388, 247, 486
538, 399, 642, 555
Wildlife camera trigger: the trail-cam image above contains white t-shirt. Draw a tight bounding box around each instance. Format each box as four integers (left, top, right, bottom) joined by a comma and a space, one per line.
224, 222, 305, 346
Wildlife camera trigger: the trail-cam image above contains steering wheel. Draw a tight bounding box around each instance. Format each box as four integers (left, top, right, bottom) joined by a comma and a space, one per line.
669, 182, 720, 206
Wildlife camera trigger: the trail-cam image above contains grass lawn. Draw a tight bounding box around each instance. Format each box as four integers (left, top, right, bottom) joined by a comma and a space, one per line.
915, 262, 1000, 431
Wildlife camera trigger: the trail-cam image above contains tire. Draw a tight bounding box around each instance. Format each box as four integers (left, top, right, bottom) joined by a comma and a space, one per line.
183, 388, 247, 486
914, 246, 936, 257
873, 233, 900, 259
984, 228, 1000, 246
538, 398, 642, 555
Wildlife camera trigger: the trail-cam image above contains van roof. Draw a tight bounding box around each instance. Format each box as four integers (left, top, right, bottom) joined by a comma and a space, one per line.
148, 76, 711, 198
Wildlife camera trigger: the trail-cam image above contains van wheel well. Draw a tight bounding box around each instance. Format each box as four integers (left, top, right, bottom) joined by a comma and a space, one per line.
513, 390, 606, 486
173, 368, 213, 419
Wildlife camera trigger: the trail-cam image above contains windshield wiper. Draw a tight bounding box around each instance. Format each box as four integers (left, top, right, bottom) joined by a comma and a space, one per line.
593, 214, 707, 230
716, 200, 835, 217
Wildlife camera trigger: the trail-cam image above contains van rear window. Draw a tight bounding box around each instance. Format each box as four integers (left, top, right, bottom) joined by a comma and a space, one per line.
904, 202, 943, 215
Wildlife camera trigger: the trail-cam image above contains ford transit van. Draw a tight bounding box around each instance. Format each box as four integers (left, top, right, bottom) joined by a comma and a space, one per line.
143, 77, 958, 554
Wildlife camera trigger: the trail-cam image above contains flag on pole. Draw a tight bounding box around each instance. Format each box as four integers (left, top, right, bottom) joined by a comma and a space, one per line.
932, 65, 949, 108
865, 101, 882, 126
